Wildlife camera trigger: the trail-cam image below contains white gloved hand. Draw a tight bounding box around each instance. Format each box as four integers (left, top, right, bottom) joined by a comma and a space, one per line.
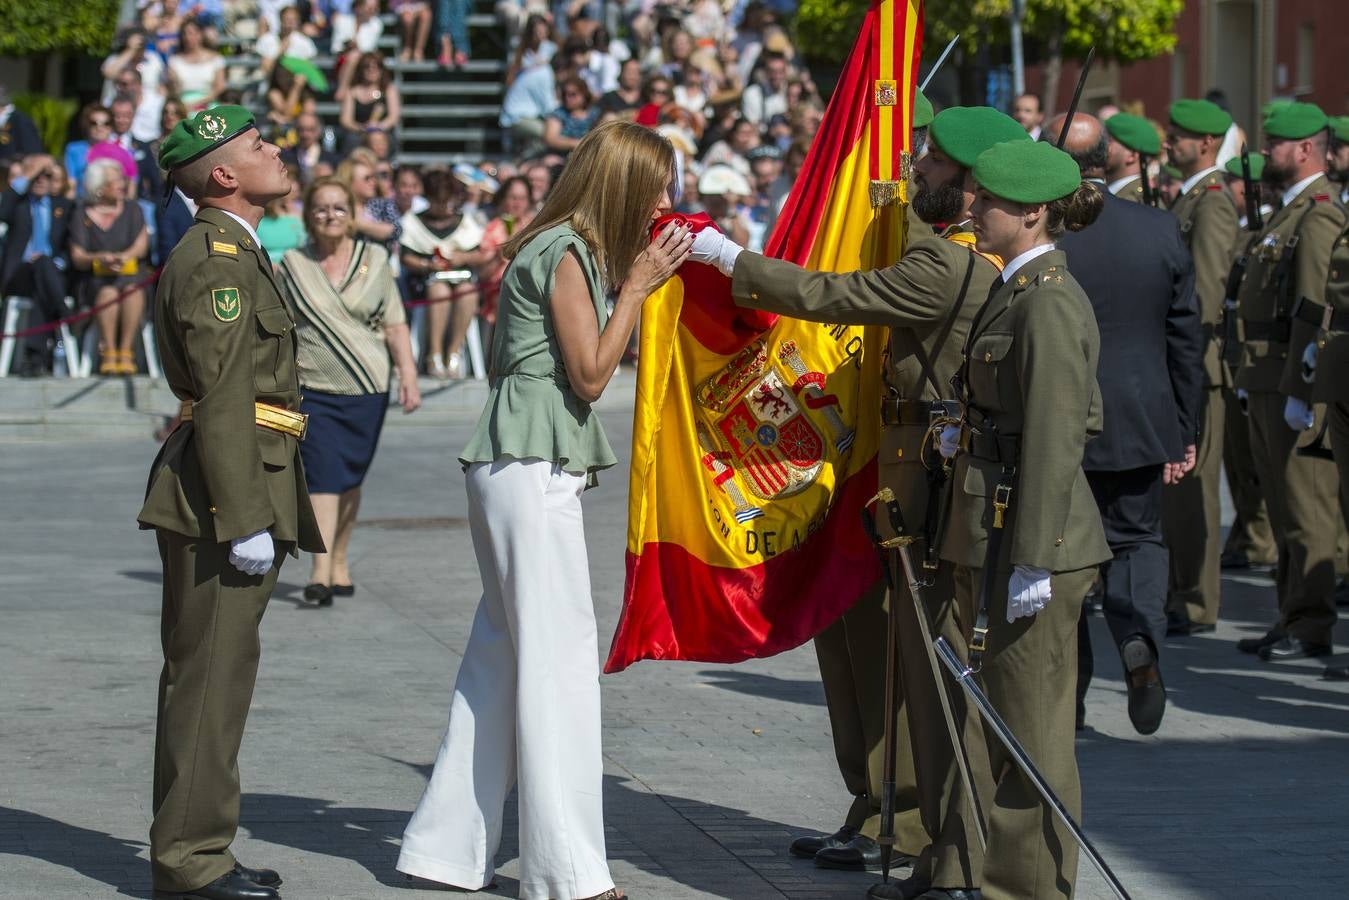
1301, 341, 1318, 383
1282, 395, 1315, 432
1235, 387, 1249, 415
229, 529, 275, 576
1007, 564, 1052, 623
937, 424, 961, 459
688, 227, 745, 277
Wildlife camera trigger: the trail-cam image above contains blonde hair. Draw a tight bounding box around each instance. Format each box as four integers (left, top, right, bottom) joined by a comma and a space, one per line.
334, 148, 380, 191
302, 176, 358, 238
503, 120, 674, 287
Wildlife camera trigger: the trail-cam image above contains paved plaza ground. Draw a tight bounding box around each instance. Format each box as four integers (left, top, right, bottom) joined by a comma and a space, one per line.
3, 374, 1348, 899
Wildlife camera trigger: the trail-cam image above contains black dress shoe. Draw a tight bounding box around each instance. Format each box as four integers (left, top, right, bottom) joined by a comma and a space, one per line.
815, 835, 911, 871
788, 824, 856, 858
1237, 629, 1281, 654
331, 583, 355, 597
916, 890, 981, 900
155, 869, 279, 899
303, 583, 333, 606
1083, 584, 1103, 615
866, 872, 930, 899
1323, 665, 1349, 681
233, 863, 281, 888
1257, 637, 1332, 661
1121, 636, 1166, 735
1167, 617, 1216, 637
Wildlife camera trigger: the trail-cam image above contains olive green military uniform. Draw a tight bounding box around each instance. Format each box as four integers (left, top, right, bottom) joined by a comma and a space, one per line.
1110, 175, 1147, 204
1163, 169, 1241, 625
1234, 173, 1346, 647
1308, 228, 1349, 532
1221, 227, 1279, 566
138, 207, 323, 892
943, 250, 1111, 900
733, 226, 997, 886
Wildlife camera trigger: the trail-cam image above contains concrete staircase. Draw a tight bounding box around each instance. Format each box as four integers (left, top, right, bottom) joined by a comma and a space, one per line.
223, 4, 507, 165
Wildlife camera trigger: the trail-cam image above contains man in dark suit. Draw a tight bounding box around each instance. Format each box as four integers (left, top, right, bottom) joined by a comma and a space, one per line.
0, 89, 44, 158
111, 95, 164, 200
279, 113, 339, 186
1, 153, 73, 375
1044, 113, 1204, 736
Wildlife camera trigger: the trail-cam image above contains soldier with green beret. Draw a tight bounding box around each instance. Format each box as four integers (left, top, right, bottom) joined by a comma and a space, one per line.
137, 105, 323, 900
1233, 101, 1346, 661
907, 90, 939, 239
690, 106, 1034, 900
1329, 115, 1349, 205
1217, 153, 1281, 574
1160, 100, 1242, 635
940, 138, 1110, 900
1104, 112, 1161, 203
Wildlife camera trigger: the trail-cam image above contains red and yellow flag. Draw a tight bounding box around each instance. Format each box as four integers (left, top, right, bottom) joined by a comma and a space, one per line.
605, 0, 925, 673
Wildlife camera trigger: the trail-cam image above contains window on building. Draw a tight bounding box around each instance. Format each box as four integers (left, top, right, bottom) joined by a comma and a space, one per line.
1171, 46, 1188, 100
1296, 22, 1314, 94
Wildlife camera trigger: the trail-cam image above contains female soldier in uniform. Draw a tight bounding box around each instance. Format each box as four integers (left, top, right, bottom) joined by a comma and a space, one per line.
937, 139, 1109, 900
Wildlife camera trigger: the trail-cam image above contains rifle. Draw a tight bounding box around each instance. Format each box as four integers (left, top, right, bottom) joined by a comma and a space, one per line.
1240, 143, 1263, 232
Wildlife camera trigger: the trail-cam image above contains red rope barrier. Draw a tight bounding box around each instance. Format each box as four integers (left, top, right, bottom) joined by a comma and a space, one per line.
1, 269, 163, 340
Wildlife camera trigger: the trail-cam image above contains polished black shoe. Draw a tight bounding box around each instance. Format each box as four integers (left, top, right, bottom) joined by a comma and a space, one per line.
815, 835, 910, 871
1167, 617, 1216, 637
331, 583, 355, 597
866, 872, 931, 899
154, 869, 279, 899
915, 890, 981, 900
1083, 584, 1103, 615
1322, 665, 1349, 681
788, 824, 856, 859
1121, 636, 1166, 735
233, 863, 281, 888
1236, 629, 1281, 654
303, 583, 333, 606
1257, 637, 1332, 661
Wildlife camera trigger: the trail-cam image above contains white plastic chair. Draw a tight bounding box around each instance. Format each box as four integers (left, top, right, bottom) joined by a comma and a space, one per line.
0, 296, 81, 378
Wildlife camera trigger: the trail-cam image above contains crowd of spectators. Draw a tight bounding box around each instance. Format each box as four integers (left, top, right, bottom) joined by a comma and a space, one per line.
0, 0, 814, 378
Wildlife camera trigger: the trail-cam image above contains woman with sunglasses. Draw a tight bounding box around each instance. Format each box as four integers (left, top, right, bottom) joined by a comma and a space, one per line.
64, 104, 135, 199
543, 77, 600, 154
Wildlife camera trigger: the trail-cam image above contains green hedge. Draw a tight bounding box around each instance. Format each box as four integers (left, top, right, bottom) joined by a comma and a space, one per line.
0, 0, 121, 55
12, 94, 78, 157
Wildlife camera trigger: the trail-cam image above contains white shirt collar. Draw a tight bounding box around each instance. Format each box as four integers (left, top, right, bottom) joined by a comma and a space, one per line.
216, 207, 261, 247
175, 188, 199, 216
1180, 165, 1222, 195
1107, 175, 1138, 194
1002, 243, 1056, 283
1282, 172, 1322, 208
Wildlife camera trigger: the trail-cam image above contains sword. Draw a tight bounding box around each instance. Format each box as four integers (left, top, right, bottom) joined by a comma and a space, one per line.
920, 35, 960, 93
934, 637, 1135, 900
862, 488, 988, 883
1056, 46, 1096, 150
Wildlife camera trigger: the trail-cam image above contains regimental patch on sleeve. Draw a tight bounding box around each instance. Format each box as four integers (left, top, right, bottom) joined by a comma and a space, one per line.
211, 240, 238, 255
212, 287, 242, 322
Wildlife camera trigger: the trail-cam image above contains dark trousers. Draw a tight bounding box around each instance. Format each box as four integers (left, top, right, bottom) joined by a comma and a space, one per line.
5, 256, 67, 357
1078, 465, 1168, 706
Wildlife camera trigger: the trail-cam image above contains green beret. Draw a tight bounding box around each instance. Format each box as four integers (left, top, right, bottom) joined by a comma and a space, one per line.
1264, 101, 1328, 140
1105, 113, 1161, 156
1224, 154, 1265, 182
1332, 116, 1349, 144
1169, 99, 1232, 136
158, 105, 257, 172
929, 106, 1031, 168
1261, 99, 1295, 120
913, 89, 934, 129
973, 140, 1082, 204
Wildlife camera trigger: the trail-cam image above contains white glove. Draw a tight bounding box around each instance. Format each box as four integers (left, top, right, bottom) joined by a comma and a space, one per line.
1007, 564, 1052, 623
1282, 395, 1315, 432
1301, 341, 1318, 383
689, 227, 744, 277
229, 529, 275, 576
937, 424, 961, 459
1235, 387, 1249, 415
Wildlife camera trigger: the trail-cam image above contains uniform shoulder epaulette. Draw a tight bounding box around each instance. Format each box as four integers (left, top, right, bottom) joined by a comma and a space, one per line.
1314, 194, 1331, 203
204, 229, 240, 259
1206, 184, 1224, 191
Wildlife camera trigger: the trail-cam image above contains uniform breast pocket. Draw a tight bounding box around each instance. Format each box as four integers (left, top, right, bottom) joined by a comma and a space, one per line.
967, 331, 1014, 407
254, 305, 293, 393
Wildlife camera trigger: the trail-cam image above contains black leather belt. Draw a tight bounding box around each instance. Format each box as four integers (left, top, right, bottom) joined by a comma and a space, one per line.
1240, 319, 1292, 343
965, 430, 1020, 464
880, 397, 962, 426
1292, 296, 1349, 332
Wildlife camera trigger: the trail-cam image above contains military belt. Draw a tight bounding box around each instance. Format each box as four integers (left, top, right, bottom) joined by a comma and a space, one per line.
1239, 320, 1292, 343
179, 401, 309, 439
965, 430, 1020, 464
1291, 296, 1349, 333
881, 397, 962, 426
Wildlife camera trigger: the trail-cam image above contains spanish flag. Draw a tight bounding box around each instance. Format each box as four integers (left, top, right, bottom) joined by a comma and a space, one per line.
605, 0, 925, 672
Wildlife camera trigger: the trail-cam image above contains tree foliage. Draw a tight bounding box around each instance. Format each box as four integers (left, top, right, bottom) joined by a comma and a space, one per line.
795, 0, 1182, 69
0, 0, 122, 56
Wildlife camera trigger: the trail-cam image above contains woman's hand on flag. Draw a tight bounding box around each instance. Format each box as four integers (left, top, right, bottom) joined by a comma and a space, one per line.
627, 222, 695, 298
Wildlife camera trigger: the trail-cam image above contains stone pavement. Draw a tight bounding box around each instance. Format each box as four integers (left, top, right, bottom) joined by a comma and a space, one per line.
2, 374, 1348, 900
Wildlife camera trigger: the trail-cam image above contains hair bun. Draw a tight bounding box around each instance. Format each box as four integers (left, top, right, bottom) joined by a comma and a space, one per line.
1064, 181, 1104, 232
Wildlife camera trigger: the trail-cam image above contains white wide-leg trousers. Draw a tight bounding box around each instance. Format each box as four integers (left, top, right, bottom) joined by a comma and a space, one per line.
397, 458, 614, 900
